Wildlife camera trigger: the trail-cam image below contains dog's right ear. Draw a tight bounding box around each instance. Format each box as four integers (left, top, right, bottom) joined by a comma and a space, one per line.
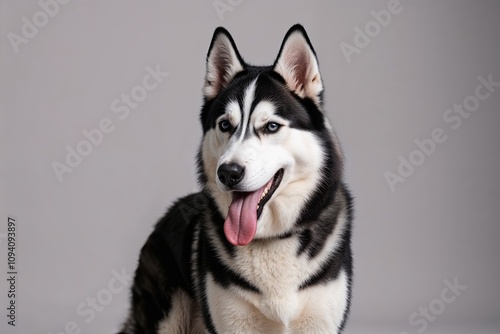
273, 24, 323, 105
203, 27, 245, 100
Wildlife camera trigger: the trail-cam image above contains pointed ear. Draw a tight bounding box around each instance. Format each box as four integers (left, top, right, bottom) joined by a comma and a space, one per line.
273, 24, 323, 104
203, 27, 245, 99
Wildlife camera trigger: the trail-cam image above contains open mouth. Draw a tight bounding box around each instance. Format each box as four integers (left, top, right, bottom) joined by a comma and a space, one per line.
256, 168, 284, 219
223, 168, 284, 246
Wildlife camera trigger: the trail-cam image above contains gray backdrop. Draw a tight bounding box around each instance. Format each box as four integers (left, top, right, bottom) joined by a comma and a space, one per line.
1, 1, 500, 333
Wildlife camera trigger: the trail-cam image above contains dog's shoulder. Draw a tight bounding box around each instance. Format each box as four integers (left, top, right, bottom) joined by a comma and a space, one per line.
137, 193, 203, 294
154, 192, 204, 236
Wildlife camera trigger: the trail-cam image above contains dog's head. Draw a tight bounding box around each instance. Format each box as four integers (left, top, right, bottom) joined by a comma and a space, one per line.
198, 25, 343, 246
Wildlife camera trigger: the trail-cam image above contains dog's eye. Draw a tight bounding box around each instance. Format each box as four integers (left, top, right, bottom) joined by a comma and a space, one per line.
218, 120, 231, 132
265, 122, 281, 133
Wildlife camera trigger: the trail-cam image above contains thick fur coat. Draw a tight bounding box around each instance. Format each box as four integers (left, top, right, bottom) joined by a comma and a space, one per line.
120, 24, 353, 334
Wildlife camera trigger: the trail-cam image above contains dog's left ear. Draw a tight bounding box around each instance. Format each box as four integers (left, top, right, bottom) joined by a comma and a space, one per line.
204, 27, 245, 100
273, 24, 323, 104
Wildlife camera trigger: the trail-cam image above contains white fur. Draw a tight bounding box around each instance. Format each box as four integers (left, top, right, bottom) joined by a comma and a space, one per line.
215, 78, 259, 187
205, 223, 349, 333
201, 193, 349, 333
155, 210, 349, 334
131, 26, 351, 334
202, 85, 326, 240
237, 78, 257, 143
196, 34, 349, 332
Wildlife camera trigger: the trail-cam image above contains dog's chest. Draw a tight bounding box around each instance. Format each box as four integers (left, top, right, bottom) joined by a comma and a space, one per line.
230, 237, 324, 323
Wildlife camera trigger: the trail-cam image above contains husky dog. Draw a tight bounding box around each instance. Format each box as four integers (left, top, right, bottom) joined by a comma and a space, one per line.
119, 24, 353, 334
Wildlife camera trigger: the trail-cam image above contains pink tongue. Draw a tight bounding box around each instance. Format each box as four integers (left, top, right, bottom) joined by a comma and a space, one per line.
224, 184, 268, 246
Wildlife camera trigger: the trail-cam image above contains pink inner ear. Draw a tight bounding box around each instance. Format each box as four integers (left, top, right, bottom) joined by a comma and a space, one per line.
205, 35, 244, 99
211, 41, 234, 90
214, 52, 229, 91
275, 33, 322, 100
290, 47, 310, 87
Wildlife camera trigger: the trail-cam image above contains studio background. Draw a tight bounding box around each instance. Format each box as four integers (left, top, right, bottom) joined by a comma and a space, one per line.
1, 1, 500, 333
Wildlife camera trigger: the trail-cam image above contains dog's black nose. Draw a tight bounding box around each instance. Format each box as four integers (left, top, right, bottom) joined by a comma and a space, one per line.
217, 163, 245, 187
